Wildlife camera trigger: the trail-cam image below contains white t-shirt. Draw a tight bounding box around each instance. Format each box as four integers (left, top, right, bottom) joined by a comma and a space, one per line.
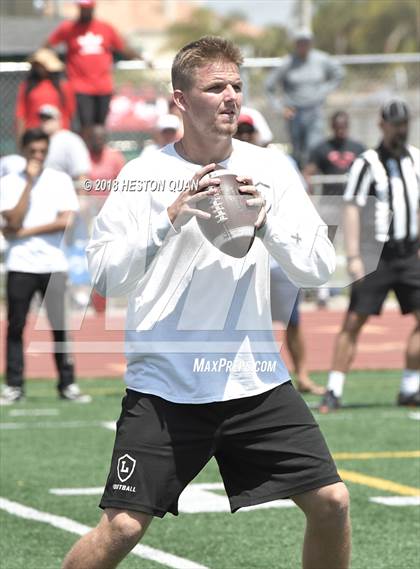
87, 139, 336, 404
45, 130, 91, 179
0, 167, 80, 273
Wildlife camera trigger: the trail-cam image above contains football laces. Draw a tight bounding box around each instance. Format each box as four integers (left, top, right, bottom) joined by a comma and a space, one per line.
209, 189, 228, 224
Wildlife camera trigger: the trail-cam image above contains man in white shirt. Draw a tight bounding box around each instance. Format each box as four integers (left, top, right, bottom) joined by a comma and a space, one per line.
39, 104, 93, 304
62, 37, 349, 569
40, 104, 91, 181
140, 113, 182, 160
0, 128, 90, 404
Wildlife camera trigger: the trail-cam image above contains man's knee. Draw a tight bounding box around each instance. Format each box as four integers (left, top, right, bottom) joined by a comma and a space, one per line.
342, 312, 367, 336
313, 483, 350, 523
101, 509, 152, 547
295, 483, 350, 525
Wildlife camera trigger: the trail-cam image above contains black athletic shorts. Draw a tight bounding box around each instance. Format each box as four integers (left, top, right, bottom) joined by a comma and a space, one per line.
76, 93, 112, 126
99, 382, 341, 517
349, 251, 420, 315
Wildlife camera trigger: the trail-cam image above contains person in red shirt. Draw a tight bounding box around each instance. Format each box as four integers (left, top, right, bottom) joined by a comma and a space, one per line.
45, 0, 151, 132
87, 124, 125, 188
15, 48, 75, 142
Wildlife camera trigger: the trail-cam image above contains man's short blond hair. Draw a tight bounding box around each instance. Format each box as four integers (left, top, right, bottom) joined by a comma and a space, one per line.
171, 36, 243, 91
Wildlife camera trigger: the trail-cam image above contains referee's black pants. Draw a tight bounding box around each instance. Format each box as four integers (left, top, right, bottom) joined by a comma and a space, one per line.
6, 271, 75, 392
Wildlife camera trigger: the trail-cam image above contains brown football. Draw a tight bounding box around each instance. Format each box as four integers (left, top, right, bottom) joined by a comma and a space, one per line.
196, 167, 260, 258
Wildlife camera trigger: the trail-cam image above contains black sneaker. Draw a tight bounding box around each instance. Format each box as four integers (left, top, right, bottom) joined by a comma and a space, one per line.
397, 391, 420, 407
0, 386, 25, 406
319, 390, 341, 414
59, 384, 92, 403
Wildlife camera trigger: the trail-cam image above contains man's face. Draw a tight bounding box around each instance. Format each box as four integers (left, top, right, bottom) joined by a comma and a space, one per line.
295, 39, 312, 59
22, 140, 49, 165
180, 60, 242, 138
79, 6, 94, 22
39, 116, 60, 136
381, 120, 409, 154
235, 123, 257, 144
332, 116, 349, 141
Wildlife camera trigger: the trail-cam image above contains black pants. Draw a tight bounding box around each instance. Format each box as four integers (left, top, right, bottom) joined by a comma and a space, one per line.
6, 271, 75, 391
76, 93, 112, 126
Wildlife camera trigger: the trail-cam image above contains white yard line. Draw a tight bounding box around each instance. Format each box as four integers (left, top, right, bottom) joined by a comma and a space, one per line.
408, 412, 420, 421
50, 487, 104, 496
0, 420, 106, 430
0, 497, 209, 569
370, 496, 420, 506
50, 483, 296, 513
50, 484, 420, 511
1, 420, 117, 431
8, 409, 59, 417
101, 421, 117, 431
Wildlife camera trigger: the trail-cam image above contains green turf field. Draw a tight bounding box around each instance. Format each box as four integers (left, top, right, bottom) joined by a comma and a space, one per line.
1, 371, 419, 569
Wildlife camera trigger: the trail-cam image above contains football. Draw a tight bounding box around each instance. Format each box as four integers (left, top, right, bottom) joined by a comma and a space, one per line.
196, 168, 260, 258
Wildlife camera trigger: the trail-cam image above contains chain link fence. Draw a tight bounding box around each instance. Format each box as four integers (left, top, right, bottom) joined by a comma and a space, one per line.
1, 54, 419, 157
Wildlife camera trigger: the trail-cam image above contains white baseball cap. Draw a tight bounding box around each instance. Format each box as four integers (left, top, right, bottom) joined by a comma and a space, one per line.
157, 114, 181, 131
38, 104, 61, 119
293, 27, 314, 41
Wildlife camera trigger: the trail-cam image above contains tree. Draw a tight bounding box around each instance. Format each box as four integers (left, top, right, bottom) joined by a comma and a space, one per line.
164, 7, 289, 57
312, 0, 420, 54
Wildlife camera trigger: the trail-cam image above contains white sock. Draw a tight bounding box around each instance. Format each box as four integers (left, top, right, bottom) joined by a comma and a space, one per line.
327, 370, 346, 397
400, 369, 420, 395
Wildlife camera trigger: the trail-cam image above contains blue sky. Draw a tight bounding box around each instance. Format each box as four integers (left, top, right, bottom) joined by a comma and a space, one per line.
204, 0, 296, 27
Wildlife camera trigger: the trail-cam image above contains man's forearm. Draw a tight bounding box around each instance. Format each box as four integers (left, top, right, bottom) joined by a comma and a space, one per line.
26, 217, 73, 237
10, 212, 74, 239
344, 205, 360, 257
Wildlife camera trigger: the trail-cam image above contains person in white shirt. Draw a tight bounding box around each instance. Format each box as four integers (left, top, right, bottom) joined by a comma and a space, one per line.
139, 113, 182, 160
0, 128, 91, 404
62, 36, 349, 569
39, 103, 93, 307
39, 104, 91, 181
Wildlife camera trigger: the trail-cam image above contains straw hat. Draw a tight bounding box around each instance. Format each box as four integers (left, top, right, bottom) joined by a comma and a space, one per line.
28, 48, 64, 72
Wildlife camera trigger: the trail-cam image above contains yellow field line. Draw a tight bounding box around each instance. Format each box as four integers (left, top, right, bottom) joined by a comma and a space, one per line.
334, 451, 420, 460
339, 469, 420, 496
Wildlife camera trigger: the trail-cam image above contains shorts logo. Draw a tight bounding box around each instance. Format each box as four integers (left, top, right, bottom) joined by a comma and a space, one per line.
117, 454, 136, 483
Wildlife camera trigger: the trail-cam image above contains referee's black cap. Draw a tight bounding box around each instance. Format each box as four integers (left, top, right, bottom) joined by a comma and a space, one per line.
381, 99, 410, 123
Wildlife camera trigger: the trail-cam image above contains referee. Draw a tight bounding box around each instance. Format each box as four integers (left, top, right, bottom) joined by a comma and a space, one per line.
320, 99, 420, 412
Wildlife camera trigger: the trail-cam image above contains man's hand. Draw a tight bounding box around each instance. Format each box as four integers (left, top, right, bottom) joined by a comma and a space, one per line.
283, 106, 296, 120
237, 176, 267, 230
25, 159, 42, 181
167, 163, 219, 230
2, 226, 28, 240
347, 256, 365, 281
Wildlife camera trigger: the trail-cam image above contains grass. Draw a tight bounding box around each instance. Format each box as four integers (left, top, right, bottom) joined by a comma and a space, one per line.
0, 371, 419, 569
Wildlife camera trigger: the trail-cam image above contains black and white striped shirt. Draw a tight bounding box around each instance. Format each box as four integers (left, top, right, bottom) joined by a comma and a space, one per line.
344, 143, 419, 243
